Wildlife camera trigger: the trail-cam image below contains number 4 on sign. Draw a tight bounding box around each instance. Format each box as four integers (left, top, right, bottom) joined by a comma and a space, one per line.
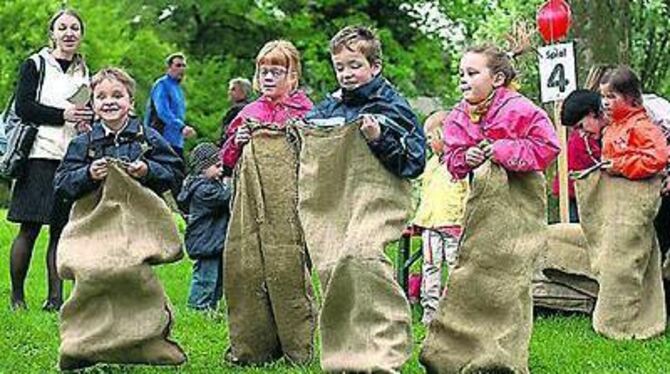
548, 63, 569, 93
538, 42, 577, 103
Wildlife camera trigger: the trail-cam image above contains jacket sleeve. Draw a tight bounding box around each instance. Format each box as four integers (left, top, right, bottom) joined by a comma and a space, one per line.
364, 97, 426, 179
220, 114, 245, 169
152, 81, 185, 130
443, 115, 473, 180
490, 109, 561, 172
193, 180, 232, 212
15, 58, 66, 126
140, 129, 185, 194
611, 124, 668, 180
54, 135, 100, 200
366, 113, 426, 178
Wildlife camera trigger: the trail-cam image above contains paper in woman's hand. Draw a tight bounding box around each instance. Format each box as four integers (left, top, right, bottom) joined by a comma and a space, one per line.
67, 84, 91, 106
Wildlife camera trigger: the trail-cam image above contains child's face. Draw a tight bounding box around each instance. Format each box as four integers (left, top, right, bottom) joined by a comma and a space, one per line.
331, 49, 381, 91
93, 78, 132, 129
578, 113, 605, 138
459, 52, 505, 104
600, 83, 629, 120
258, 64, 295, 101
203, 162, 223, 180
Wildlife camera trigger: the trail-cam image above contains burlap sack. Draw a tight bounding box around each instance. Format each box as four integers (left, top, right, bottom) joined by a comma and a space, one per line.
57, 162, 185, 370
420, 162, 546, 374
532, 223, 598, 314
224, 125, 315, 365
297, 123, 412, 374
575, 171, 666, 340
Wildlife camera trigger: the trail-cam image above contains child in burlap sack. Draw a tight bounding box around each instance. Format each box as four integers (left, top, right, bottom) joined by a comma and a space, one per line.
304, 25, 425, 373
420, 43, 560, 373
53, 68, 185, 370
177, 142, 231, 311
575, 66, 668, 340
412, 110, 468, 325
219, 40, 316, 366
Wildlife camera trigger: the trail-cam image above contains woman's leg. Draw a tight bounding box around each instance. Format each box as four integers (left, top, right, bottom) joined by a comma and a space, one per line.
44, 224, 65, 311
9, 222, 42, 309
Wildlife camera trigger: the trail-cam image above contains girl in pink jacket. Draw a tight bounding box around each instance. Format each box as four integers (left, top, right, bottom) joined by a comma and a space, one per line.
442, 47, 560, 179
420, 44, 559, 373
219, 40, 315, 366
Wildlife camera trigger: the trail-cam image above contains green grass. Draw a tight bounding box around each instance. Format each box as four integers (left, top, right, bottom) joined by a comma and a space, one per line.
1, 218, 670, 373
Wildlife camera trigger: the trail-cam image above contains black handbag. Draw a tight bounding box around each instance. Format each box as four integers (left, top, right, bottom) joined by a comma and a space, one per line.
0, 55, 45, 178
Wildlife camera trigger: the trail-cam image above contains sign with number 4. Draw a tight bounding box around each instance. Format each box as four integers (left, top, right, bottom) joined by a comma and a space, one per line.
538, 42, 577, 103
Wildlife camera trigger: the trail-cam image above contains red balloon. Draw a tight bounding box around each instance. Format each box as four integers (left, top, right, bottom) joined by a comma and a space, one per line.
537, 0, 572, 43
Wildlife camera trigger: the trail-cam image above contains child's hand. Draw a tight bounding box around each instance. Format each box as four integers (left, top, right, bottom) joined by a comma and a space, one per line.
234, 126, 251, 147
182, 125, 197, 139
89, 158, 108, 181
360, 115, 381, 141
465, 146, 487, 168
76, 120, 92, 133
126, 160, 149, 179
479, 140, 493, 159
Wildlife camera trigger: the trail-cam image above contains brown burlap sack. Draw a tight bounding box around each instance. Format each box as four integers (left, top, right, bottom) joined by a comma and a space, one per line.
420, 162, 546, 374
575, 171, 666, 340
224, 125, 315, 366
57, 162, 185, 370
297, 123, 412, 374
532, 223, 599, 314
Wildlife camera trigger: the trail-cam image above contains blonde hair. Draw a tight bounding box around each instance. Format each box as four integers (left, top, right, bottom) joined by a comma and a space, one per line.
253, 40, 301, 91
329, 26, 382, 65
91, 67, 136, 101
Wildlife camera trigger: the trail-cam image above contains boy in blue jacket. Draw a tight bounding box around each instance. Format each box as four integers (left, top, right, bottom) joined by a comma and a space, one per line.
54, 68, 183, 206
306, 26, 425, 178
304, 26, 426, 373
177, 142, 231, 311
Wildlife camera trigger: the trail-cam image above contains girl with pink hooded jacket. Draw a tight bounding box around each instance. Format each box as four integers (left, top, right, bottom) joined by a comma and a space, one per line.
442, 45, 560, 179
219, 40, 315, 366
420, 44, 560, 373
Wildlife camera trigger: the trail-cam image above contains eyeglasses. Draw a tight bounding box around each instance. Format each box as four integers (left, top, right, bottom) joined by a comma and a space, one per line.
173, 63, 187, 68
259, 67, 288, 79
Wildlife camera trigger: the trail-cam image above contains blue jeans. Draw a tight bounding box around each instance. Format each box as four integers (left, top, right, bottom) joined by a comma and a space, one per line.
188, 257, 223, 310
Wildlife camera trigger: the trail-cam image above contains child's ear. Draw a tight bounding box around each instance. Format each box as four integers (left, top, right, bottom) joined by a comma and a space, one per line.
288, 71, 299, 90
492, 72, 506, 88
372, 60, 382, 76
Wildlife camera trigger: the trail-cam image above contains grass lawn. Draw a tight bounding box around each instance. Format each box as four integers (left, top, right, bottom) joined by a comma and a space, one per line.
1, 218, 670, 373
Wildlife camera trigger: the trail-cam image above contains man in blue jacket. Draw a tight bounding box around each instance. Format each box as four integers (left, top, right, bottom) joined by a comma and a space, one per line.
145, 52, 197, 157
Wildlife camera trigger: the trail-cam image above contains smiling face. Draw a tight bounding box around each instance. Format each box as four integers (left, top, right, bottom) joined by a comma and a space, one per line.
331, 48, 381, 91
93, 78, 132, 130
51, 13, 83, 56
459, 52, 505, 104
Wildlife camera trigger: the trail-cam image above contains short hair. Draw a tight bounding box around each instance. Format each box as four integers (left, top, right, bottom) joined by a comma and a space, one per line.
253, 40, 302, 91
330, 26, 382, 65
229, 77, 252, 97
600, 65, 643, 106
91, 67, 136, 100
166, 52, 186, 66
465, 44, 517, 87
560, 89, 602, 127
49, 8, 85, 35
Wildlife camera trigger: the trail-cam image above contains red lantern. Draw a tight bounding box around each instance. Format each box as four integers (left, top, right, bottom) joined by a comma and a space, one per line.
537, 0, 572, 43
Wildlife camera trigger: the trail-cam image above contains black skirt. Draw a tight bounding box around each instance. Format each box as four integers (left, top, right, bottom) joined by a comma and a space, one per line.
7, 159, 71, 227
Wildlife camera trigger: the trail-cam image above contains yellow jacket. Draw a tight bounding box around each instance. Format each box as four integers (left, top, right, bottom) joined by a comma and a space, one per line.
413, 156, 469, 228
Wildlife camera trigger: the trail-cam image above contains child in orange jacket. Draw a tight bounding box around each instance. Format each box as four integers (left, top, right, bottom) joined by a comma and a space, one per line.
599, 66, 668, 179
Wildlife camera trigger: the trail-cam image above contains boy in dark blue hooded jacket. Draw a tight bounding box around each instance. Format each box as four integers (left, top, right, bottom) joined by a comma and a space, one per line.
177, 142, 231, 310
306, 26, 425, 178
